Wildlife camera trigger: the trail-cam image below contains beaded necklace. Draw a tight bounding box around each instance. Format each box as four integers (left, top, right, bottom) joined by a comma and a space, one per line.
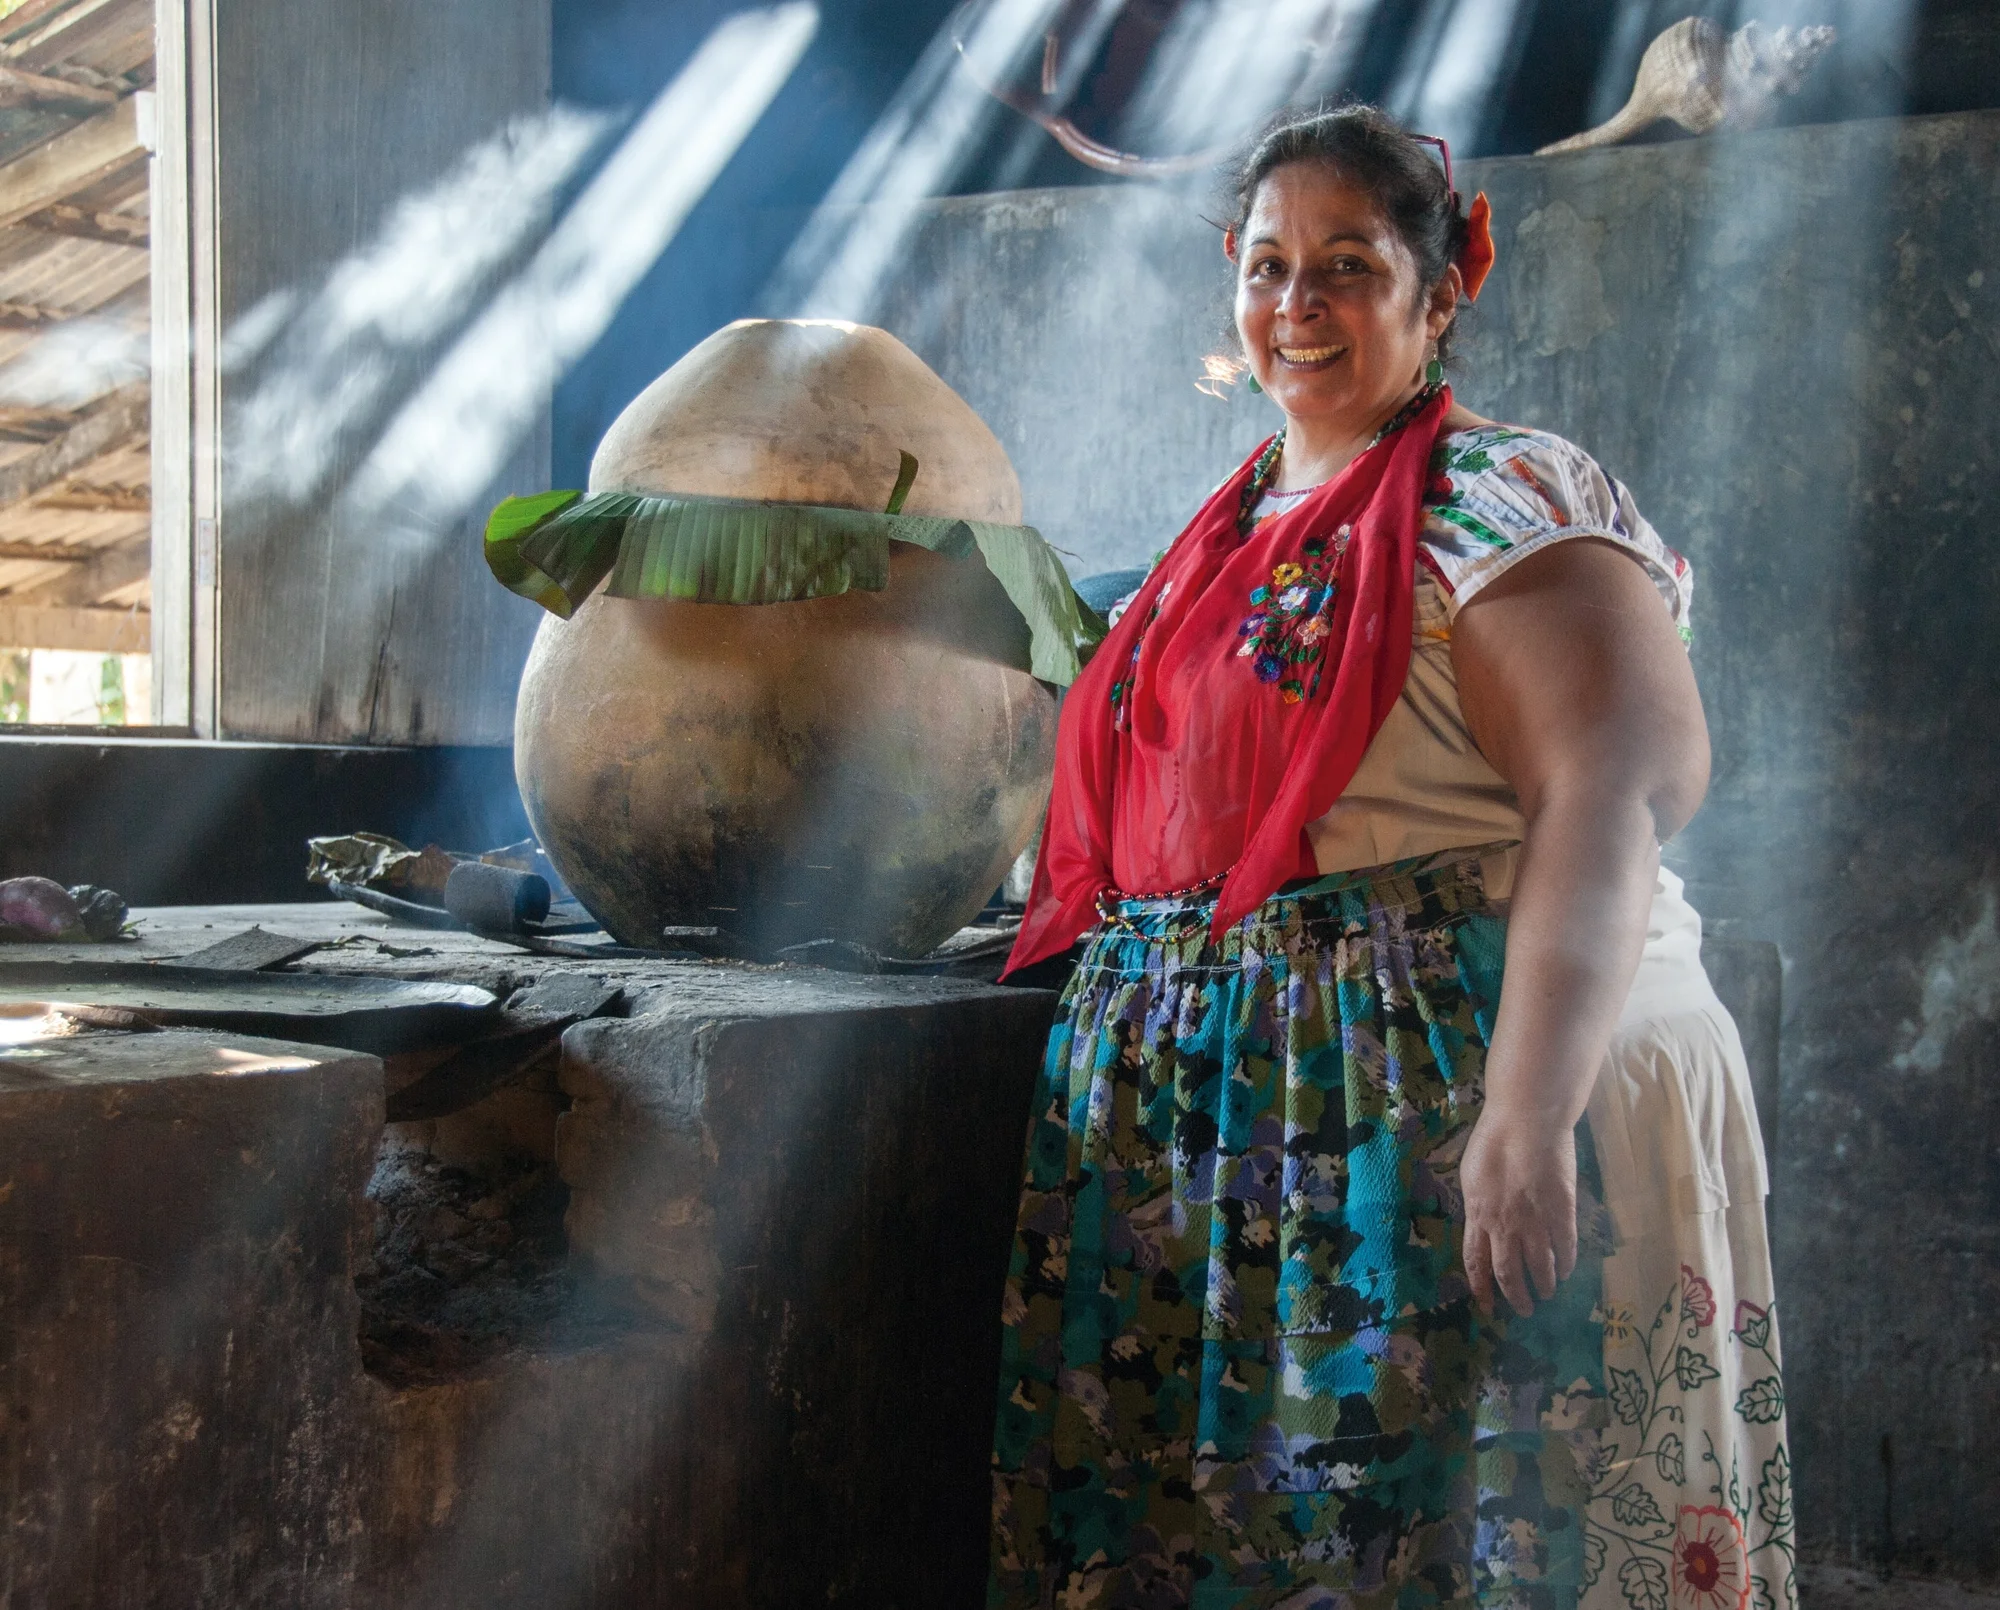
1235, 430, 1287, 533
1235, 379, 1442, 536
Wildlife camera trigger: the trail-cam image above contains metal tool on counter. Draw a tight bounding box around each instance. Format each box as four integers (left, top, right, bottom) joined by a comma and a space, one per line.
443, 862, 550, 931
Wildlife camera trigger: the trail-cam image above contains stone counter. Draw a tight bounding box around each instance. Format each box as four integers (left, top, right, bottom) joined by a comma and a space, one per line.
0, 904, 1058, 1607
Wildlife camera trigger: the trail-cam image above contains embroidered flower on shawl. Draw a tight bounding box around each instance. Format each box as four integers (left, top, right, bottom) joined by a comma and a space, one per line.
1235, 526, 1353, 706
1670, 1506, 1751, 1610
1681, 1264, 1717, 1331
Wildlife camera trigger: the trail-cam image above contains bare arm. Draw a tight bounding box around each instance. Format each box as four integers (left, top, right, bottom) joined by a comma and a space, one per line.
1449, 538, 1710, 1317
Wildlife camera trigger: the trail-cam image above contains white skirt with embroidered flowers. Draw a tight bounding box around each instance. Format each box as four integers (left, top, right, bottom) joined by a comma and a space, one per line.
1578, 872, 1794, 1610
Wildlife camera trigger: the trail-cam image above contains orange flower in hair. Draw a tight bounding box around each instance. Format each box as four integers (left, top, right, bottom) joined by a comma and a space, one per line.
1459, 192, 1495, 301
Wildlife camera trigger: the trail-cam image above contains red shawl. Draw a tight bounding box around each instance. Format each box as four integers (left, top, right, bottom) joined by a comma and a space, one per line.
1006, 385, 1455, 973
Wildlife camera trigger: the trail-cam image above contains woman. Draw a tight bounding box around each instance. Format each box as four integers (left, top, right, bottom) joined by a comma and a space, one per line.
990, 106, 1792, 1610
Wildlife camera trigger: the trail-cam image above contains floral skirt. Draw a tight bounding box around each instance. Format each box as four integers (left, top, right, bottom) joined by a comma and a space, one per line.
986, 851, 1793, 1610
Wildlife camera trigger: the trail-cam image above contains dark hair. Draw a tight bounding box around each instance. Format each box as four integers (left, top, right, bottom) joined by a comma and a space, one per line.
1222, 103, 1471, 365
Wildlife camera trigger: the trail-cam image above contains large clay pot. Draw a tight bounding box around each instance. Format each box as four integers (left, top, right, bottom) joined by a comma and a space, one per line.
514, 320, 1058, 957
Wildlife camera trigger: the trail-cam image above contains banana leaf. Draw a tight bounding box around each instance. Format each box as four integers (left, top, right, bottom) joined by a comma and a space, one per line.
483, 489, 583, 616
887, 517, 1103, 684
485, 488, 1107, 684
605, 495, 890, 605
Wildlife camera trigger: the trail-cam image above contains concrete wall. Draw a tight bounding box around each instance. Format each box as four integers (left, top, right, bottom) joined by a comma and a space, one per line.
864, 111, 2000, 1580
213, 0, 553, 745
0, 739, 528, 903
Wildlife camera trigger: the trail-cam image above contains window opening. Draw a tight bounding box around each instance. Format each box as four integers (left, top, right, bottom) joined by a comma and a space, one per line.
0, 0, 157, 728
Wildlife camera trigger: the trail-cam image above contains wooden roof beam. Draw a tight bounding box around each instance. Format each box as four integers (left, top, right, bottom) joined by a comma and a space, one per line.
0, 63, 118, 114
15, 200, 145, 246
8, 0, 154, 76
33, 479, 147, 512
0, 602, 147, 653
0, 0, 86, 44
0, 405, 73, 443
0, 298, 63, 328
6, 535, 147, 606
0, 93, 145, 230
0, 381, 146, 512
0, 539, 99, 561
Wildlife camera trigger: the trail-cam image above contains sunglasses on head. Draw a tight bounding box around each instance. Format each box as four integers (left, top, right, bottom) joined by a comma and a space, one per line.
1408, 132, 1456, 201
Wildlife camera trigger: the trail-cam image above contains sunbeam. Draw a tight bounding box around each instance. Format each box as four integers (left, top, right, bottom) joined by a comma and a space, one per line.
0, 314, 149, 410
1585, 0, 1660, 129
1117, 0, 1377, 161
986, 0, 1125, 191
1387, 0, 1528, 153
343, 2, 820, 540
221, 105, 615, 508
765, 0, 1061, 324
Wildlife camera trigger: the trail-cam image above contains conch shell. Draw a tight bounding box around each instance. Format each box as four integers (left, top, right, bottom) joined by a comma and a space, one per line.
1538, 16, 1837, 155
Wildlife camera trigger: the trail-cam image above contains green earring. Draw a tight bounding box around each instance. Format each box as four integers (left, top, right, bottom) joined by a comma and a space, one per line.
1246, 372, 1262, 394
1425, 351, 1444, 387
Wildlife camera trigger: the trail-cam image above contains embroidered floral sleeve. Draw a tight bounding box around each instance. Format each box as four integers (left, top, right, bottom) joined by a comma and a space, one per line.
1420, 427, 1695, 645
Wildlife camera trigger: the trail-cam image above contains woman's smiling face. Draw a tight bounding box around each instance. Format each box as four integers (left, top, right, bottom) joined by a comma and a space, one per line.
1227, 160, 1457, 440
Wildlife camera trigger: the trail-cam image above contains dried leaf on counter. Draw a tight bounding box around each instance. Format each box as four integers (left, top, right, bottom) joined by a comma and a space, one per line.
308, 833, 420, 889
306, 834, 458, 899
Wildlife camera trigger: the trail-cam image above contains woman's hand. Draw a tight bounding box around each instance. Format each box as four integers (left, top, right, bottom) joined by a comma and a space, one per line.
1460, 1108, 1577, 1319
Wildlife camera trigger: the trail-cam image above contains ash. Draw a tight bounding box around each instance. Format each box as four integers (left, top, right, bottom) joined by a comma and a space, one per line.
357, 1144, 634, 1386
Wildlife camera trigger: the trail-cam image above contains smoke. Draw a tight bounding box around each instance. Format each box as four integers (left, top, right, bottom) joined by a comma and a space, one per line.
178, 0, 819, 584
1894, 888, 2000, 1072
0, 315, 148, 408
1584, 0, 1660, 129
767, 0, 1567, 332
340, 2, 820, 543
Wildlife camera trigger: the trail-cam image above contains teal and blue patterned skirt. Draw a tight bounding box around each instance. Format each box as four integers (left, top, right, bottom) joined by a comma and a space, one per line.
989, 851, 1610, 1609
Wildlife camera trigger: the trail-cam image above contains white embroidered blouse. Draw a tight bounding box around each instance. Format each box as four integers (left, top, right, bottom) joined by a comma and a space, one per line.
1301, 423, 1694, 888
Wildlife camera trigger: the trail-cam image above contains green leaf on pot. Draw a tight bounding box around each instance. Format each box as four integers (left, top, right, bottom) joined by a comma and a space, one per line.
515, 494, 636, 617
606, 495, 890, 603
488, 488, 583, 547
483, 487, 1107, 685
884, 450, 919, 515
890, 518, 1106, 684
484, 489, 583, 614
